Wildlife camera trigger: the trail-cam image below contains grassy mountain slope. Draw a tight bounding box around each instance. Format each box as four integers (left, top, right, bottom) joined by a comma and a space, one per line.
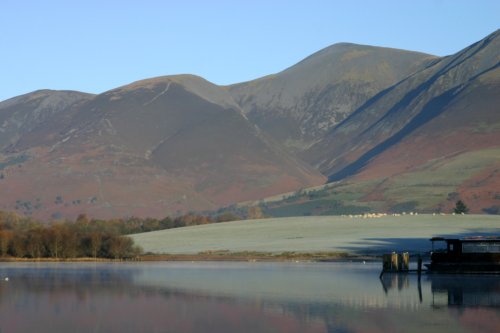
306, 29, 500, 179
264, 31, 500, 214
258, 30, 500, 215
348, 65, 500, 213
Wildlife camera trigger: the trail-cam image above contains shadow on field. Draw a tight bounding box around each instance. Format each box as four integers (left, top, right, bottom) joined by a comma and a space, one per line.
339, 228, 500, 256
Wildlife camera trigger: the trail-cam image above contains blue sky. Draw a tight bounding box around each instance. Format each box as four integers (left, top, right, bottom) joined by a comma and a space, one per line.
1, 0, 499, 101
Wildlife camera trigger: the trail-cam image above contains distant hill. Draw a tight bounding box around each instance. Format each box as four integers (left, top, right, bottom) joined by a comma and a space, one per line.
228, 43, 436, 152
0, 29, 499, 219
0, 76, 324, 219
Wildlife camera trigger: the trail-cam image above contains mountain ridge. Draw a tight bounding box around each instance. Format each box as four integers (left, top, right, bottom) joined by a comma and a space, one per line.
1, 30, 499, 218
0, 74, 325, 219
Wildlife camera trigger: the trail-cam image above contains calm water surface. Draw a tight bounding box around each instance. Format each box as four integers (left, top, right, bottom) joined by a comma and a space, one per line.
0, 262, 498, 333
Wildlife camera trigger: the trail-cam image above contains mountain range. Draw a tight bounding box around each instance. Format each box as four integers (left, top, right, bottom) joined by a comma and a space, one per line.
1, 29, 499, 219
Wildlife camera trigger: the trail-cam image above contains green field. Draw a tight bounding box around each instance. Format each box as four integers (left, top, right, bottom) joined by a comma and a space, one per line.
131, 214, 500, 256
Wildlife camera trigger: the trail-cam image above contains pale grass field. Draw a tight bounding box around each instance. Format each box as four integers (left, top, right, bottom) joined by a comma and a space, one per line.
131, 214, 500, 255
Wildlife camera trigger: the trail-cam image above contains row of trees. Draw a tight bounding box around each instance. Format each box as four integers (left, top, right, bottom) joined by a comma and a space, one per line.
0, 209, 249, 259
0, 212, 141, 259
73, 212, 243, 236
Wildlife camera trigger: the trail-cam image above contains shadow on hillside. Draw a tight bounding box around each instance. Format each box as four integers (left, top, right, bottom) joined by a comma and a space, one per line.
338, 228, 500, 256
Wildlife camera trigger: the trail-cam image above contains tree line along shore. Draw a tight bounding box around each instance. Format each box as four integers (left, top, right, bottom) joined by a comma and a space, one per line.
0, 201, 477, 261
0, 210, 246, 260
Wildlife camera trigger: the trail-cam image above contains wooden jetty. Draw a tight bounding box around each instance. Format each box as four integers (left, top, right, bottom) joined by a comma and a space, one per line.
379, 252, 424, 278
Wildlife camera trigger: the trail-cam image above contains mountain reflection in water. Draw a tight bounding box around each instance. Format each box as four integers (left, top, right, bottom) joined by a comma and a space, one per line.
0, 262, 498, 333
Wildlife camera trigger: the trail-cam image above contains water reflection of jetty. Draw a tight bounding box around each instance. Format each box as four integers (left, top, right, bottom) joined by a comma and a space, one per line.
430, 275, 500, 308
380, 272, 500, 308
380, 272, 423, 305
380, 273, 411, 292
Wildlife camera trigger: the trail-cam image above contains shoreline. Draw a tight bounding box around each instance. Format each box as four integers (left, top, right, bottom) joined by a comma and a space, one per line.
0, 252, 384, 263
0, 257, 130, 263
139, 251, 380, 262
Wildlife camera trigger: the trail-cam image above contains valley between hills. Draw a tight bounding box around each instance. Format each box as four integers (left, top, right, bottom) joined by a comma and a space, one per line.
0, 29, 499, 220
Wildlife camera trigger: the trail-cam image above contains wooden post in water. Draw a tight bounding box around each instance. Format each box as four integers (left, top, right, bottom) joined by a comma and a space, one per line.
381, 253, 392, 278
381, 252, 412, 277
382, 254, 392, 270
391, 252, 399, 271
417, 255, 422, 280
399, 252, 409, 271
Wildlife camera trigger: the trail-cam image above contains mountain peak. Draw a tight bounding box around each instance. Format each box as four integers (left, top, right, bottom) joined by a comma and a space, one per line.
292, 42, 436, 72
110, 74, 240, 110
119, 74, 209, 90
0, 89, 94, 106
228, 39, 437, 151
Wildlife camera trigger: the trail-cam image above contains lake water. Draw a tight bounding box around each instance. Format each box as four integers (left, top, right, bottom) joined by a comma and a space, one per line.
0, 262, 498, 333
